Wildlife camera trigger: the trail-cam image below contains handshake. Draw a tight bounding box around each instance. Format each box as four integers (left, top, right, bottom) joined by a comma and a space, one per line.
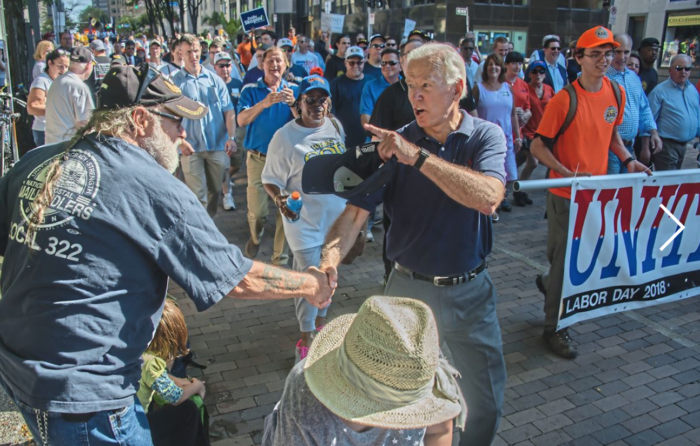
305, 265, 338, 309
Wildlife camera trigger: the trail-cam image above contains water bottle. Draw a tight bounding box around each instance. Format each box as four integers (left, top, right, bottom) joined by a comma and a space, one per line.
285, 191, 303, 223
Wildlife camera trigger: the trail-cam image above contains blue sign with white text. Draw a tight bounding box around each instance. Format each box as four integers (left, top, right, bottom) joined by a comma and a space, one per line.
240, 7, 269, 32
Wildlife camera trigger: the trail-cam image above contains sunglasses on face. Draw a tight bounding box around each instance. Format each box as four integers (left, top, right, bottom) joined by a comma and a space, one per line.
386, 43, 397, 47
381, 60, 399, 67
359, 46, 368, 51
371, 44, 385, 49
216, 63, 231, 68
346, 60, 365, 66
549, 47, 561, 51
531, 69, 546, 75
462, 46, 475, 51
303, 96, 329, 106
149, 109, 184, 129
674, 66, 692, 72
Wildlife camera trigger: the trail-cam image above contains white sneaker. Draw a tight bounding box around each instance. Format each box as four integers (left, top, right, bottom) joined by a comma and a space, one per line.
366, 230, 374, 242
223, 192, 236, 210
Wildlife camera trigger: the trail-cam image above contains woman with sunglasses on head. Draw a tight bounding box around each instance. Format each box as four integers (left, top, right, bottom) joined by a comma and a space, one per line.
262, 76, 347, 363
517, 61, 554, 204
473, 53, 522, 220
27, 49, 70, 147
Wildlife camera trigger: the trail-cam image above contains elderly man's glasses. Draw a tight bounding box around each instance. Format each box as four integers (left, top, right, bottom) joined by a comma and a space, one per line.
674, 66, 692, 72
381, 60, 399, 67
582, 51, 614, 61
346, 60, 364, 66
303, 96, 329, 106
371, 44, 385, 49
149, 109, 184, 129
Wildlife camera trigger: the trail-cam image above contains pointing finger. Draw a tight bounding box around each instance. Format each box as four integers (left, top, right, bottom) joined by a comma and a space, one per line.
363, 123, 392, 139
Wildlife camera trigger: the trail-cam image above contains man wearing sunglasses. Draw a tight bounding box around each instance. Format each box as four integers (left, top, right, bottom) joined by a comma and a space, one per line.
330, 46, 369, 148
539, 37, 569, 93
531, 26, 647, 360
363, 34, 385, 79
360, 48, 401, 127
171, 34, 238, 218
0, 64, 335, 445
648, 54, 700, 171
460, 36, 479, 87
291, 35, 320, 74
529, 34, 566, 69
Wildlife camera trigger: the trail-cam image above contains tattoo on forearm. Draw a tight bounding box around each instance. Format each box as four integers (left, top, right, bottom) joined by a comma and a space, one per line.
261, 265, 307, 293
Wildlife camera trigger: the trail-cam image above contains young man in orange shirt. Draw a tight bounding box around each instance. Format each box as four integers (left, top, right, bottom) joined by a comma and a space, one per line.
237, 30, 257, 69
531, 26, 647, 359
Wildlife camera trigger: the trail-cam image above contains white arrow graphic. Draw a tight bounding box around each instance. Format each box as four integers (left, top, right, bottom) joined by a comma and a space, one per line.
659, 204, 685, 251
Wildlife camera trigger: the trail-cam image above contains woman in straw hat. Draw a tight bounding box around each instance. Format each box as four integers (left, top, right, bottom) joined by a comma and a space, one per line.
262, 296, 466, 445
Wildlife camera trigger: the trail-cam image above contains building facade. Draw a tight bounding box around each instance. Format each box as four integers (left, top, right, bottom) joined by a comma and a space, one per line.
612, 0, 699, 69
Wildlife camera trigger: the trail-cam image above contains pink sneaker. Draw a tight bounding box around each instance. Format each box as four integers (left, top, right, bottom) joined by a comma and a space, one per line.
295, 339, 309, 363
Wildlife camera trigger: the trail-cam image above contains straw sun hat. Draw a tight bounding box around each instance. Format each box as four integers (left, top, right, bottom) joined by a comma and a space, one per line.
304, 296, 467, 430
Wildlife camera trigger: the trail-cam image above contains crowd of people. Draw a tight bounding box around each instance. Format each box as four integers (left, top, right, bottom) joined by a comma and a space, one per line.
0, 21, 699, 446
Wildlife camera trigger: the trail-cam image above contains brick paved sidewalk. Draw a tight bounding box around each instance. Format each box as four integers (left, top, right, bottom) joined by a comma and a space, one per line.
178, 152, 700, 446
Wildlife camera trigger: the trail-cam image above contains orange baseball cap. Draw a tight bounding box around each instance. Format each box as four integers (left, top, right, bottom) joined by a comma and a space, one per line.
577, 26, 620, 49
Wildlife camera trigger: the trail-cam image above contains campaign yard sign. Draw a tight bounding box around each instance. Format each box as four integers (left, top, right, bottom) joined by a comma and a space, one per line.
240, 7, 269, 33
558, 172, 700, 330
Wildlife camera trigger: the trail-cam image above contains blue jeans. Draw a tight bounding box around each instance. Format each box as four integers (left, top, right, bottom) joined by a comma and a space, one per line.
32, 130, 45, 147
292, 245, 329, 332
607, 144, 634, 174
0, 374, 153, 446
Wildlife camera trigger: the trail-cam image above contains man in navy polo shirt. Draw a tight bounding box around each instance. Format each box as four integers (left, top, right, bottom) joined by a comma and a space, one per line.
171, 34, 237, 218
238, 46, 299, 265
320, 43, 508, 446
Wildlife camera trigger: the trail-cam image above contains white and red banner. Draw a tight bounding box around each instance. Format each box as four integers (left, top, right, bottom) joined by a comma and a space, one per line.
558, 172, 700, 330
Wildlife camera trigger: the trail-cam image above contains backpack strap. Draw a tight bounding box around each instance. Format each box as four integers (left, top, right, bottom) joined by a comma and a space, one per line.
554, 80, 578, 145
609, 78, 622, 111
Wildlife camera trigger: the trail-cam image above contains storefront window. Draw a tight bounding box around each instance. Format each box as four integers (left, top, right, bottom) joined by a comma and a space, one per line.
661, 13, 700, 68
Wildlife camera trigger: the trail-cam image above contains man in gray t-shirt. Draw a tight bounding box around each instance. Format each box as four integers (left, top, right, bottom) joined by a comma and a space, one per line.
45, 47, 95, 144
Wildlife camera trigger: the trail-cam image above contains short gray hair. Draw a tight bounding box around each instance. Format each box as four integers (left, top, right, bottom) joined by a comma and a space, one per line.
670, 54, 691, 67
406, 43, 467, 99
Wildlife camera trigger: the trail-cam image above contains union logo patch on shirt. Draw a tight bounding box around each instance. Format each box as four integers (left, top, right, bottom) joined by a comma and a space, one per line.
604, 106, 618, 124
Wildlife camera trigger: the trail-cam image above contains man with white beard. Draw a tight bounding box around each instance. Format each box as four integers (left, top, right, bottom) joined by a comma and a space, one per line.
0, 63, 336, 445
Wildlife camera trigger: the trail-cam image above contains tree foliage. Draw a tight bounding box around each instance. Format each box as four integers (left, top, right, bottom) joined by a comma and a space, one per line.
202, 12, 242, 38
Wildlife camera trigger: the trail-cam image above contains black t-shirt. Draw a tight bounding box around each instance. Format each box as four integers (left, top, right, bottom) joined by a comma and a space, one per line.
639, 67, 658, 95
330, 75, 370, 148
369, 79, 415, 131
459, 78, 477, 114
566, 58, 581, 83
315, 39, 329, 62
363, 63, 382, 79
324, 54, 346, 83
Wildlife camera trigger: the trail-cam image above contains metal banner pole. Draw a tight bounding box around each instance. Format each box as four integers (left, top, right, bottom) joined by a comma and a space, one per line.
514, 170, 688, 192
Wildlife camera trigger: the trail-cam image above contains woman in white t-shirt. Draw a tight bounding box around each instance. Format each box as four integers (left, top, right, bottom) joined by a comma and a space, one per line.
27, 49, 69, 147
262, 76, 346, 363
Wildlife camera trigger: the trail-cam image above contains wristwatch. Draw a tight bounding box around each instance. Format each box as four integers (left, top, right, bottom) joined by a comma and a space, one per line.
622, 156, 634, 167
413, 148, 430, 171
229, 136, 236, 142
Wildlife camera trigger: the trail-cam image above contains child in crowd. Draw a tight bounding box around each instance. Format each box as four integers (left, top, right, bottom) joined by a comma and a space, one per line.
137, 299, 210, 446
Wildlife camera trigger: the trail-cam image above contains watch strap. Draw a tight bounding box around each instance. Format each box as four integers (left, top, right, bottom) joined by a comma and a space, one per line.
413, 148, 430, 170
622, 156, 634, 167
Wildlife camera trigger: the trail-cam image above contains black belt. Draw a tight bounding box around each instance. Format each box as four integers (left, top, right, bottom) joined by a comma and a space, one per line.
394, 262, 486, 287
248, 150, 266, 158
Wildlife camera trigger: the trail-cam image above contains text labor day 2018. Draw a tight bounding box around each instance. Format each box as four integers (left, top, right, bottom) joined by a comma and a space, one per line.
557, 173, 700, 330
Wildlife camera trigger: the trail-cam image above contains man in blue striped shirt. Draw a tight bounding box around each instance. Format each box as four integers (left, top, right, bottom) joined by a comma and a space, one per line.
606, 34, 662, 173
648, 54, 700, 171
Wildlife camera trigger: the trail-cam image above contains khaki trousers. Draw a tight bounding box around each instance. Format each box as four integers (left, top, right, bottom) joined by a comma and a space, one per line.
246, 151, 289, 265
180, 151, 228, 218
